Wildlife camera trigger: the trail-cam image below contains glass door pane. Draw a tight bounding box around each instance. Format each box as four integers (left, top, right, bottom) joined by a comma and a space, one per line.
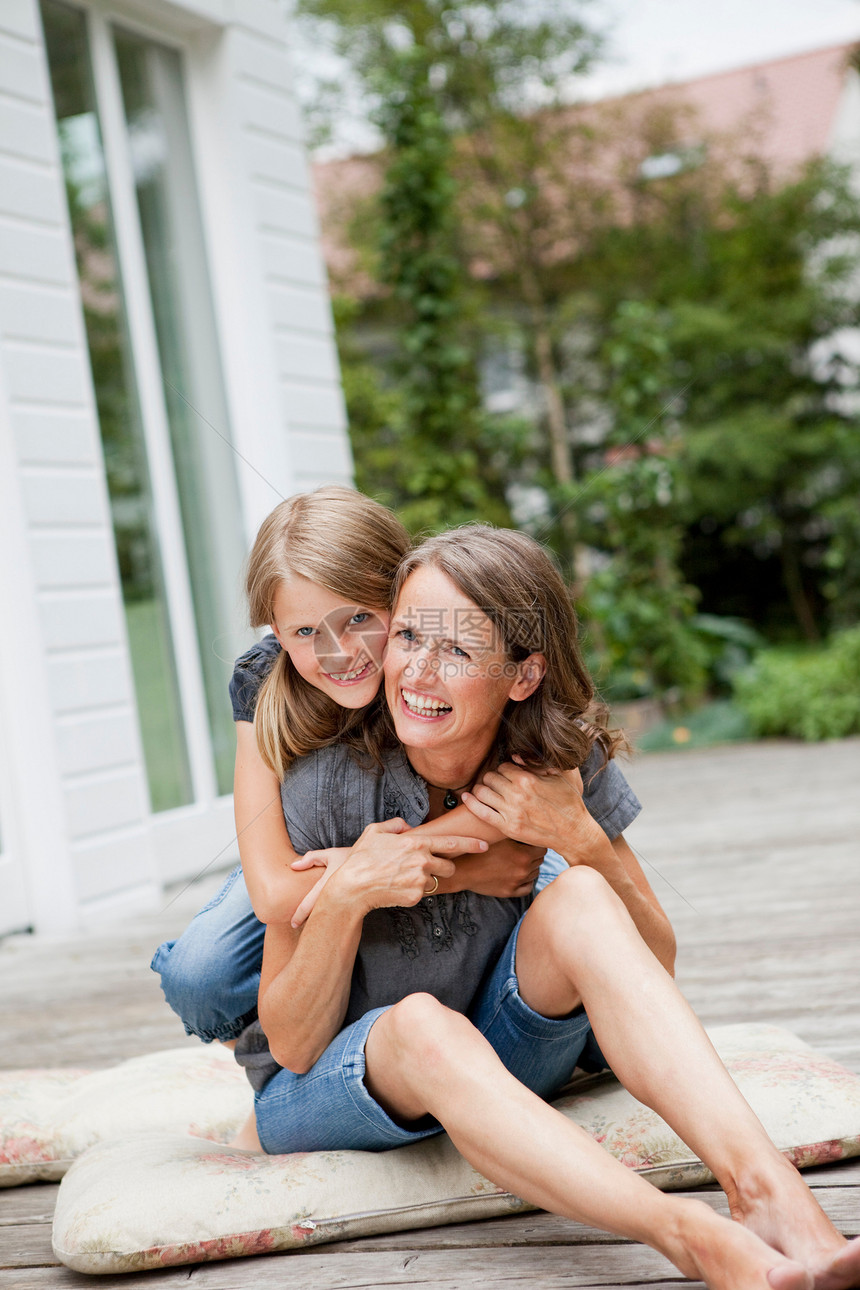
41, 0, 194, 812
114, 28, 247, 796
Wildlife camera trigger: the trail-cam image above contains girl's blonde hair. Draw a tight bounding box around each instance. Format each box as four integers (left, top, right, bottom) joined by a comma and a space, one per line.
248, 486, 410, 778
390, 524, 627, 773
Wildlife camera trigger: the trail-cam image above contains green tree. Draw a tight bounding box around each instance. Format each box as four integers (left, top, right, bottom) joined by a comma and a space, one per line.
578, 301, 710, 702
298, 0, 603, 541
302, 7, 860, 694
592, 157, 860, 641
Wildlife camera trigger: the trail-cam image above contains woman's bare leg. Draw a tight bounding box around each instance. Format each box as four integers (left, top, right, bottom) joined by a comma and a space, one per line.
365, 993, 811, 1290
511, 866, 860, 1289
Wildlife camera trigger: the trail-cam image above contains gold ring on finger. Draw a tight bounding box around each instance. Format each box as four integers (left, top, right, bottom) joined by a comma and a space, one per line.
423, 875, 439, 896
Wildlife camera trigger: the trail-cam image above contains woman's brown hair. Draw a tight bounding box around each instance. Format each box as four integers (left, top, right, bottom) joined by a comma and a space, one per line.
390, 524, 626, 773
248, 486, 410, 778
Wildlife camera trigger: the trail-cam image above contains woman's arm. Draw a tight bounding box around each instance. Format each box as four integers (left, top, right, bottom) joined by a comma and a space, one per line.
463, 764, 676, 975
257, 821, 485, 1072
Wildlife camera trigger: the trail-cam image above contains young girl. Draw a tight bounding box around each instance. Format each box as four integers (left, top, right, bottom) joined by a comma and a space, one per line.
152, 486, 545, 1046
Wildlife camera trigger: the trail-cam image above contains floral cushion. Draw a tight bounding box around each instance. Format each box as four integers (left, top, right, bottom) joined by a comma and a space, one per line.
52, 1024, 860, 1274
0, 1047, 251, 1186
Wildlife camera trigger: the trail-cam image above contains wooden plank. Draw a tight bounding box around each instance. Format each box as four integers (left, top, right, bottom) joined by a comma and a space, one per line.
329, 1213, 628, 1251
0, 1184, 58, 1224
0, 1272, 210, 1289
802, 1159, 860, 1186
0, 1223, 57, 1268
192, 1245, 679, 1287
0, 1258, 701, 1290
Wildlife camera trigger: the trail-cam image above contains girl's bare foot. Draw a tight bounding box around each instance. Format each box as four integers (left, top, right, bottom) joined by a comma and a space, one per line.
727, 1158, 860, 1290
229, 1110, 263, 1152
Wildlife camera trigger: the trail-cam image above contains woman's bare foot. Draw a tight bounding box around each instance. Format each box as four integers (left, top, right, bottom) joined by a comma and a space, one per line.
667, 1198, 812, 1290
727, 1158, 860, 1290
229, 1110, 263, 1152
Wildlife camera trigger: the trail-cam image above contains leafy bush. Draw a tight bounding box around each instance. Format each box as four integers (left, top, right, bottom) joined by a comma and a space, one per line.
732, 627, 860, 741
636, 700, 752, 753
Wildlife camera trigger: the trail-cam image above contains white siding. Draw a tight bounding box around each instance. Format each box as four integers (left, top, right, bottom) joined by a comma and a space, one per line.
0, 0, 158, 929
186, 2, 350, 530
0, 0, 350, 930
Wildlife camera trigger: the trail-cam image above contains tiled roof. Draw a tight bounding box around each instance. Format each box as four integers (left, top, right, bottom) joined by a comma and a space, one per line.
312, 41, 859, 290
616, 42, 858, 174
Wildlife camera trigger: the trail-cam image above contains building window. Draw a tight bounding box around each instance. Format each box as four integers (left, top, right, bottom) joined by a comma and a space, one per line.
41, 0, 245, 808
114, 27, 245, 796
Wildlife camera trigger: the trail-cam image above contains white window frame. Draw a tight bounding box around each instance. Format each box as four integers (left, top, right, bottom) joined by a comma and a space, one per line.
77, 1, 235, 814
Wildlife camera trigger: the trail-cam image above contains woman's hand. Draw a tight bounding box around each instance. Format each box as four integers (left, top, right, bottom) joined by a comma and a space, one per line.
291, 819, 489, 927
462, 761, 597, 857
449, 838, 546, 899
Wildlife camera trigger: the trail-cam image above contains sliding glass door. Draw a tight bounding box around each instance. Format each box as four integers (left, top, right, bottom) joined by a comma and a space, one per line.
41, 0, 246, 810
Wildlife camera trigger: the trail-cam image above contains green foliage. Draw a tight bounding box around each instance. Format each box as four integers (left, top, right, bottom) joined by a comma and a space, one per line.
578, 301, 710, 703
298, 0, 603, 538
372, 45, 505, 530
297, 1, 601, 126
581, 159, 860, 642
636, 699, 752, 753
687, 614, 763, 691
301, 0, 860, 713
334, 295, 524, 534
732, 628, 860, 741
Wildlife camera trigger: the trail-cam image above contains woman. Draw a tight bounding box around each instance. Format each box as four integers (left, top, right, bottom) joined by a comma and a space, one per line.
238, 525, 858, 1290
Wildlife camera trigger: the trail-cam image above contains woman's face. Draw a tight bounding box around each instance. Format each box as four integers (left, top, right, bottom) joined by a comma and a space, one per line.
384, 565, 543, 768
271, 575, 388, 710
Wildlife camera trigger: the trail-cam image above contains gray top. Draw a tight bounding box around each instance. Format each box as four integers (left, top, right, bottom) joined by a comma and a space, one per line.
229, 634, 281, 723
235, 739, 641, 1090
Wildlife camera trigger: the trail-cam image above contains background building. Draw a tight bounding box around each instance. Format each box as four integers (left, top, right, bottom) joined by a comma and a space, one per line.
0, 0, 350, 934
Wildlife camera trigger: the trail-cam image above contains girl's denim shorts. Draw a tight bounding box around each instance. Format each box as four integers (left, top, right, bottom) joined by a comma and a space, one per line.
254, 915, 602, 1155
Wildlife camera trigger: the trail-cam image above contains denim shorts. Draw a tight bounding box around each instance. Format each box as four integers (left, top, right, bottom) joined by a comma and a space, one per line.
151, 865, 264, 1043
254, 915, 599, 1154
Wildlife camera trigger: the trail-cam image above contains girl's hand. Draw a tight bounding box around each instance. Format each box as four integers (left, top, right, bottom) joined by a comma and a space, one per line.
452, 838, 546, 898
291, 847, 352, 872
292, 818, 488, 927
289, 847, 354, 927
462, 761, 594, 855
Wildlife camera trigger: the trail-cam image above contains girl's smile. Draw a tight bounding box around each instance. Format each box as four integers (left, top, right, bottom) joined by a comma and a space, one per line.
272, 576, 388, 710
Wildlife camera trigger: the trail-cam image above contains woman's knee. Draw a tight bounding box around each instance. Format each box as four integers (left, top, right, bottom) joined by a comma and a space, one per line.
529, 864, 626, 943
374, 993, 471, 1069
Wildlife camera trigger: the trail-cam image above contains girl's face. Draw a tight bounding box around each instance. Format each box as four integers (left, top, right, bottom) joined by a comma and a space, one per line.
271, 575, 389, 710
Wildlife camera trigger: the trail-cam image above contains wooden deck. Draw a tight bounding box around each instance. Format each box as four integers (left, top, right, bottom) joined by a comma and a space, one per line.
2, 737, 859, 1288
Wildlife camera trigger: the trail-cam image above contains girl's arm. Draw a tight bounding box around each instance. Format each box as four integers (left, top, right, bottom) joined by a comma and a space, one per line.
234, 720, 316, 924
413, 806, 544, 898
463, 764, 676, 975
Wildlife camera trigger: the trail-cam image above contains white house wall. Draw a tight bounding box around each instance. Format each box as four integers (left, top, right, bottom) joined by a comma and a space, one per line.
0, 0, 352, 930
0, 0, 159, 931
184, 0, 352, 542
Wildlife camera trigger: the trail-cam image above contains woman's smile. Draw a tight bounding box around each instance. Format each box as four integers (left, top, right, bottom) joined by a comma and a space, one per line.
384, 564, 535, 783
399, 686, 454, 719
